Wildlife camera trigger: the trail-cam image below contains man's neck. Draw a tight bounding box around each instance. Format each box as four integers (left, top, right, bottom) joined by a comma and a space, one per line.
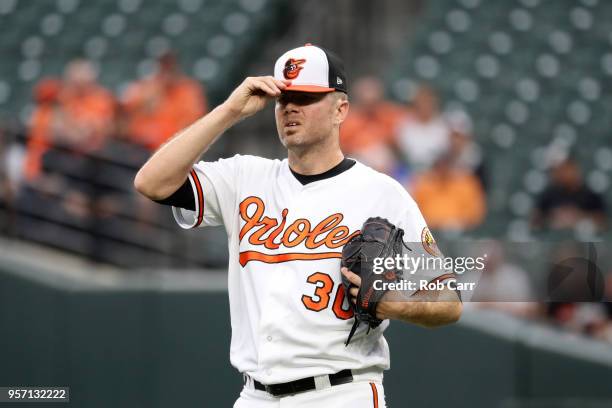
287, 142, 345, 175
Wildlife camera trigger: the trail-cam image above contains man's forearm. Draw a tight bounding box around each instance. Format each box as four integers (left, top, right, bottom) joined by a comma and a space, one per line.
134, 76, 288, 200
134, 104, 240, 200
378, 288, 462, 328
395, 299, 462, 328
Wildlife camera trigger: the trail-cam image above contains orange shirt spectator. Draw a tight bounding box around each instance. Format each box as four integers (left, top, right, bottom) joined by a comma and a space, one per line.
24, 78, 62, 180
56, 59, 116, 152
340, 77, 405, 154
410, 154, 486, 230
339, 77, 405, 174
123, 52, 207, 150
340, 103, 404, 153
59, 86, 115, 151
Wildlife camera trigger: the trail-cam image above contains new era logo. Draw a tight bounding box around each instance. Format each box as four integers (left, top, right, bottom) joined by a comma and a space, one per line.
336, 77, 343, 85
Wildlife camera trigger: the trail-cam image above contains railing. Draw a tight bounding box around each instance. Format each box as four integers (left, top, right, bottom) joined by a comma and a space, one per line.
0, 134, 230, 269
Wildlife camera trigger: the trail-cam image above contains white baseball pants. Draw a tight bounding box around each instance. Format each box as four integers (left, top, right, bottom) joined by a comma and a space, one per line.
233, 380, 386, 408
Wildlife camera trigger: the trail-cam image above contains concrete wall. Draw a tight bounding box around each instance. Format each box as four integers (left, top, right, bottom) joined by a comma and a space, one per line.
1, 258, 611, 407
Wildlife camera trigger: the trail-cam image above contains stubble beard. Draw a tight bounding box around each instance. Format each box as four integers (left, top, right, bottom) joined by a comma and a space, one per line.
279, 129, 330, 156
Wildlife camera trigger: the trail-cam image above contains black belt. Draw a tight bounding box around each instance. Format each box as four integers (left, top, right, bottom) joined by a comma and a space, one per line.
252, 369, 353, 397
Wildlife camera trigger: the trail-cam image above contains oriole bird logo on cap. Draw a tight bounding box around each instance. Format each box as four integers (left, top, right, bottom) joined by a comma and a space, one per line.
283, 58, 306, 79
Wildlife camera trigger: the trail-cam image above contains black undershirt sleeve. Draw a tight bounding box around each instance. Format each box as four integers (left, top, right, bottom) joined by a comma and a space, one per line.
155, 178, 196, 210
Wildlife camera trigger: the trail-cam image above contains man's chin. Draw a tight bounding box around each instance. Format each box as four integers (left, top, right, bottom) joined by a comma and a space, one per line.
279, 132, 306, 148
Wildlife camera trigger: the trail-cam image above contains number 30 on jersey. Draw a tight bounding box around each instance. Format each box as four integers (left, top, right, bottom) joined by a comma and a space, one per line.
301, 272, 353, 320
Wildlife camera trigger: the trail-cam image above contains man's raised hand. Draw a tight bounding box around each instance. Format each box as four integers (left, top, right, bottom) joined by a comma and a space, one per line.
223, 76, 291, 120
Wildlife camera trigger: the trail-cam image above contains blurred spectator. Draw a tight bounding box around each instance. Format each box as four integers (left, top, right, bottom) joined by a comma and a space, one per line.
396, 84, 449, 171
0, 118, 25, 205
544, 243, 611, 341
531, 157, 607, 232
593, 273, 612, 343
444, 110, 487, 191
547, 302, 609, 338
469, 241, 538, 318
122, 51, 207, 150
20, 60, 117, 232
55, 59, 116, 152
339, 76, 405, 175
604, 273, 612, 319
410, 152, 486, 231
23, 78, 63, 181
0, 124, 11, 233
1, 120, 28, 235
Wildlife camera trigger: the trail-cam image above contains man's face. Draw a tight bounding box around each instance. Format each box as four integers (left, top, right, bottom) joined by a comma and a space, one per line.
65, 60, 96, 89
275, 91, 345, 150
552, 160, 581, 188
413, 87, 438, 120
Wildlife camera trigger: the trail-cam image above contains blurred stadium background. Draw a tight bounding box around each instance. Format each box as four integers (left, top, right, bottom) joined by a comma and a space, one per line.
1, 0, 611, 406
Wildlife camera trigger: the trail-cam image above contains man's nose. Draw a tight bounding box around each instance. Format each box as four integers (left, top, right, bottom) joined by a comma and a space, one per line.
282, 102, 299, 113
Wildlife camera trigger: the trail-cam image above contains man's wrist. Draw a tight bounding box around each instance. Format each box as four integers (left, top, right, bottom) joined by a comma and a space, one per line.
375, 303, 395, 321
376, 297, 421, 321
215, 102, 244, 125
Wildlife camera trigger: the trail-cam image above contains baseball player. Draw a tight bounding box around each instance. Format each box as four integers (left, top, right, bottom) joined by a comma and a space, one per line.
135, 44, 462, 407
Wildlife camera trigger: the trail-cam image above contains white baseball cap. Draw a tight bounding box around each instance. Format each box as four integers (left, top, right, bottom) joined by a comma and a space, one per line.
274, 43, 348, 93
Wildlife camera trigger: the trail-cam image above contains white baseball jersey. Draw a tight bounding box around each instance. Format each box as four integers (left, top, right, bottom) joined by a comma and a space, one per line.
172, 155, 446, 384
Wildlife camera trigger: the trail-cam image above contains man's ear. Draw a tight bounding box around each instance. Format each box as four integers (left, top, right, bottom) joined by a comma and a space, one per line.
335, 97, 349, 126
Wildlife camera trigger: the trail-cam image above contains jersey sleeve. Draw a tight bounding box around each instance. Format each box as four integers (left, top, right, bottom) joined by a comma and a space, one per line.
172, 155, 241, 231
391, 183, 456, 285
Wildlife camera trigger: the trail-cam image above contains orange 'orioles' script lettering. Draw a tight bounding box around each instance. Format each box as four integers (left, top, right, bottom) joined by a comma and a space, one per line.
238, 196, 359, 266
